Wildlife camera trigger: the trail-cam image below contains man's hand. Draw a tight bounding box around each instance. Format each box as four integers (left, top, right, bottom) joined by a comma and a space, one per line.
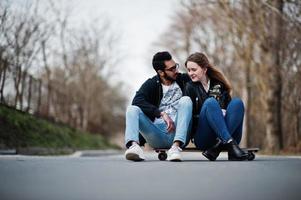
161, 112, 175, 133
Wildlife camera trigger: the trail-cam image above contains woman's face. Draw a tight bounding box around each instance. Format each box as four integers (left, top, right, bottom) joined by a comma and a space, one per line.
186, 61, 207, 82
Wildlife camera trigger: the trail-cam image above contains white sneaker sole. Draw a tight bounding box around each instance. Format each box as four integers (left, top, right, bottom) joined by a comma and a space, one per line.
125, 153, 144, 161
167, 155, 182, 162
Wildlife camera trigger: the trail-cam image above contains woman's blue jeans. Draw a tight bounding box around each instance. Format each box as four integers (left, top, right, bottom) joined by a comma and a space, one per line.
194, 97, 244, 150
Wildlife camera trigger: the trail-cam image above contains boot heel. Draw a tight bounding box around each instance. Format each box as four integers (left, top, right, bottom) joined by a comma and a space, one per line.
228, 152, 248, 161
202, 141, 224, 161
226, 140, 249, 161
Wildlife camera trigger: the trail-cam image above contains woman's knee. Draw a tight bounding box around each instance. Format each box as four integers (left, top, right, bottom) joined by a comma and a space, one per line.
203, 97, 219, 109
229, 98, 245, 112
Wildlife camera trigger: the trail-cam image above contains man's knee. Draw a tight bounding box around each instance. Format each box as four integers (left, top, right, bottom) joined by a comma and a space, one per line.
126, 105, 142, 115
179, 96, 192, 108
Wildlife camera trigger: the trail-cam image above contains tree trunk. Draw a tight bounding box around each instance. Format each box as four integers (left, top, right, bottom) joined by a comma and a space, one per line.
245, 59, 252, 147
46, 82, 51, 117
14, 66, 22, 109
0, 62, 7, 103
0, 62, 2, 86
37, 79, 42, 114
20, 71, 27, 110
26, 75, 33, 112
265, 0, 284, 152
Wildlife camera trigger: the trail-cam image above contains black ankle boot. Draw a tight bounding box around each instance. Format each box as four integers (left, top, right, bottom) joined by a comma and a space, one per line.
225, 140, 249, 161
202, 141, 224, 161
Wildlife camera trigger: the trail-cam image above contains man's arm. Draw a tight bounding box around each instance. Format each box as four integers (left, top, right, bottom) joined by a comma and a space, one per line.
132, 79, 161, 120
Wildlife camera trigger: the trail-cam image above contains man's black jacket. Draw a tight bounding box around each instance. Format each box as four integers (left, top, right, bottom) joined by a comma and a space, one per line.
132, 73, 191, 121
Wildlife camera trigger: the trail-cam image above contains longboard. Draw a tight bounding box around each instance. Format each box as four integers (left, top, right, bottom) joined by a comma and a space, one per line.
154, 147, 259, 161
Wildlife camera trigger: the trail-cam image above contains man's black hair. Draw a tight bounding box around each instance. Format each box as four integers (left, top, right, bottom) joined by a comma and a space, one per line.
152, 51, 172, 71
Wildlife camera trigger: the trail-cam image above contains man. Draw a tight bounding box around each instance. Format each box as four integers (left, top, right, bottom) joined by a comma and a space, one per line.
124, 51, 192, 161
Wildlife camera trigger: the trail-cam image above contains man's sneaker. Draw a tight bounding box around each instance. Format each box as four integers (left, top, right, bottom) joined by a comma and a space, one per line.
125, 143, 145, 161
167, 145, 182, 161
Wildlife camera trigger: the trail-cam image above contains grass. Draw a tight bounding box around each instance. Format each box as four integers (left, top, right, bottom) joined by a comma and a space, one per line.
0, 104, 119, 155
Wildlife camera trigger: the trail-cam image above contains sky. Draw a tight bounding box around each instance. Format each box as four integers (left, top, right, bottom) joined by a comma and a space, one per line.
66, 0, 182, 102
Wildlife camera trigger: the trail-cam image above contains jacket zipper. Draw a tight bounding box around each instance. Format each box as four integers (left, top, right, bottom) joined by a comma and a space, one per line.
195, 97, 199, 116
157, 79, 161, 107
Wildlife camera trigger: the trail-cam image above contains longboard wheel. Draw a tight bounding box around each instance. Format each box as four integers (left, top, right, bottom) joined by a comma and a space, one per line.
248, 152, 255, 161
158, 152, 167, 161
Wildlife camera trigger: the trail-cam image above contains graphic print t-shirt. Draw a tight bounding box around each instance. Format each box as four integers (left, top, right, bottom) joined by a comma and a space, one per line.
155, 82, 182, 123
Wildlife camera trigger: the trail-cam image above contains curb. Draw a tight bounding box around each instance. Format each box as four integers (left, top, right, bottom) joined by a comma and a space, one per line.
71, 149, 123, 157
0, 149, 17, 155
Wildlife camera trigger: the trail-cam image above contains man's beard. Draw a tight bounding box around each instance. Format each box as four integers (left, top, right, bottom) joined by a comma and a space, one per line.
163, 72, 177, 82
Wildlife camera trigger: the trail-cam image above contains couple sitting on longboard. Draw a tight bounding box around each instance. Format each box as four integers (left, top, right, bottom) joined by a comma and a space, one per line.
125, 51, 255, 162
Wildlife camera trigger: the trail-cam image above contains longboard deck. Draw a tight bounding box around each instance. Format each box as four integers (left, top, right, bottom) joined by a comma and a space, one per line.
154, 147, 259, 161
155, 147, 259, 152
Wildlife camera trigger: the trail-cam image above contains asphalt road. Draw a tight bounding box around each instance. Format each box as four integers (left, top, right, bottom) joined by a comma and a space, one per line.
0, 152, 300, 200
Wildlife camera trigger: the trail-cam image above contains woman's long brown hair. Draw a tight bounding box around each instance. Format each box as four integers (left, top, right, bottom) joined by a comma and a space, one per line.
185, 52, 232, 94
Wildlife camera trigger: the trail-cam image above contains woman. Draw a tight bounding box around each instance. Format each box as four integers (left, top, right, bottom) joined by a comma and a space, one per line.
184, 52, 248, 161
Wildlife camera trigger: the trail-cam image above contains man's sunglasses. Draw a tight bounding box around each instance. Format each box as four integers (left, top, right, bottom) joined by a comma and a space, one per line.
165, 63, 179, 72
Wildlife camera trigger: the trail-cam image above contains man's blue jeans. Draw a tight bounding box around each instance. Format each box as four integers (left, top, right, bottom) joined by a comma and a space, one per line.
194, 97, 244, 150
125, 96, 192, 148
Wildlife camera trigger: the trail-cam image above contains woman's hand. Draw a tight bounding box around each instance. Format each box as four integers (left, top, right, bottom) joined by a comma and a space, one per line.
161, 112, 175, 133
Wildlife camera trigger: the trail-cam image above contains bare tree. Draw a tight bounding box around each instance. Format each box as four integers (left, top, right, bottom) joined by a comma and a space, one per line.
1, 0, 127, 138
0, 0, 52, 110
155, 0, 301, 153
39, 16, 125, 136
